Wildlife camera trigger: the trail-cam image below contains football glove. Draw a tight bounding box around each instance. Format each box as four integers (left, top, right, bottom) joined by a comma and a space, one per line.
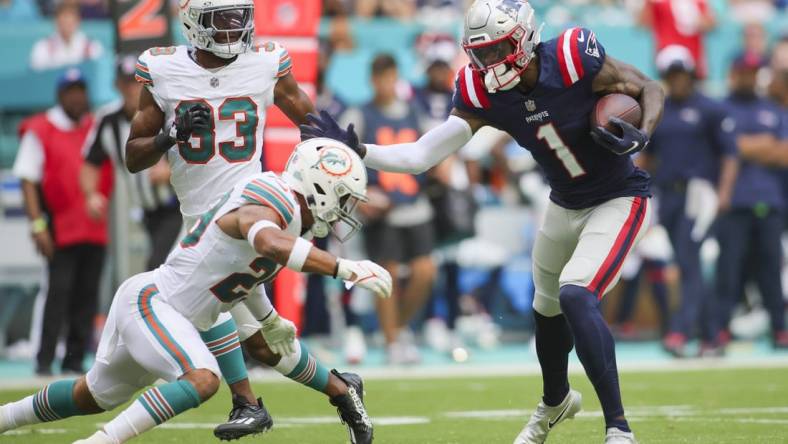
336, 258, 392, 299
590, 117, 649, 156
172, 102, 212, 143
260, 310, 297, 356
299, 110, 364, 158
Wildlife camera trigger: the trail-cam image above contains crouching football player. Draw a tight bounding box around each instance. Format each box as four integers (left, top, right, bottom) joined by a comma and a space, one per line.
0, 139, 387, 444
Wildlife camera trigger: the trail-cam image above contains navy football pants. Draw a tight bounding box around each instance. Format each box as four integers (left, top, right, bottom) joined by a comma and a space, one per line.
659, 189, 717, 342
716, 208, 785, 334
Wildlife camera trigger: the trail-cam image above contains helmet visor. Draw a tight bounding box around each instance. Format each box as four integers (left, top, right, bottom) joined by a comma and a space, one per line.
201, 6, 253, 45
466, 38, 516, 70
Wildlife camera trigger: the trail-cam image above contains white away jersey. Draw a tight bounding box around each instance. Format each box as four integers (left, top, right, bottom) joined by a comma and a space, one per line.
152, 172, 301, 331
135, 43, 293, 218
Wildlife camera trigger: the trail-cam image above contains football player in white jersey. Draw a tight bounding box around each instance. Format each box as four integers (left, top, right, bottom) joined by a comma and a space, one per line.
0, 139, 388, 444
124, 0, 365, 439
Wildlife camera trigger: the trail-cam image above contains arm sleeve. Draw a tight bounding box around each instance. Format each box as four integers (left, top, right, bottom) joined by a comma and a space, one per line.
12, 131, 44, 182
363, 115, 474, 174
243, 284, 275, 321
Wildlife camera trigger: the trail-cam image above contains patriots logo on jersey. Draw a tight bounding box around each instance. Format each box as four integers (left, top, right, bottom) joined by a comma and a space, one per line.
585, 32, 600, 58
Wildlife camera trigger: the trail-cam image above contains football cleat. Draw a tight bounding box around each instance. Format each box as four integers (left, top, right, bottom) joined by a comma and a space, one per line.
513, 389, 582, 444
72, 430, 116, 444
330, 370, 373, 444
605, 427, 638, 443
213, 394, 273, 441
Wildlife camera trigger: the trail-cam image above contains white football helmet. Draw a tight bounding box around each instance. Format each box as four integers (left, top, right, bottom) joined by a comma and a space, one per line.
178, 0, 254, 59
462, 0, 543, 93
283, 138, 368, 242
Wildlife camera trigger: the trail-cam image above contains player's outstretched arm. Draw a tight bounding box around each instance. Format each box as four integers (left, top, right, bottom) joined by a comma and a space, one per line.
274, 73, 316, 126
219, 204, 393, 299
361, 111, 483, 174
592, 56, 665, 136
125, 87, 169, 173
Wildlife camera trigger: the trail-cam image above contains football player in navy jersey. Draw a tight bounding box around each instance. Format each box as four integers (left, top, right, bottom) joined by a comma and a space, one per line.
302, 1, 664, 442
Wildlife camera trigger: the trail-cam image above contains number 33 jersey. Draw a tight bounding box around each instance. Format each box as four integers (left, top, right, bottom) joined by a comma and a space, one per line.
453, 28, 650, 210
153, 172, 302, 331
136, 43, 293, 219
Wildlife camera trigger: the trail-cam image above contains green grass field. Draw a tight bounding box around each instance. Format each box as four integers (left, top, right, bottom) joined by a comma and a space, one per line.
1, 368, 787, 443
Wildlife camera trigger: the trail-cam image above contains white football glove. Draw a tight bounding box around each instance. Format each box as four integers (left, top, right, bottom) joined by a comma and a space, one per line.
337, 258, 393, 298
260, 310, 297, 356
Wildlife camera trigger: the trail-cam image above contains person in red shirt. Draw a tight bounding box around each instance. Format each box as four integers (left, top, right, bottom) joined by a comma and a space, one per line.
13, 68, 112, 375
638, 0, 716, 78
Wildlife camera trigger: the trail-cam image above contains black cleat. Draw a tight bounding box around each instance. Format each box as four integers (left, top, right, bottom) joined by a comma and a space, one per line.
213, 394, 273, 441
329, 370, 373, 444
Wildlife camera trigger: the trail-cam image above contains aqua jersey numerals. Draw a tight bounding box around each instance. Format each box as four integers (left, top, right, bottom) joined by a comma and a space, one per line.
218, 97, 259, 162
210, 257, 280, 303
175, 97, 259, 164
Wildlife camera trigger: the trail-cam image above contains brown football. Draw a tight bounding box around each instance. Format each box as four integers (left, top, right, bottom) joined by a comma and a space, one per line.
591, 94, 642, 137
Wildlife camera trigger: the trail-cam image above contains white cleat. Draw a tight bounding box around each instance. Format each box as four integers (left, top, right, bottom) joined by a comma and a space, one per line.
605, 427, 637, 444
513, 389, 582, 444
72, 430, 117, 444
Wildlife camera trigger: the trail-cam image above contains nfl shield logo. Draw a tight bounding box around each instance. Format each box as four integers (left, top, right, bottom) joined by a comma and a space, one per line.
210, 77, 220, 88
525, 100, 536, 112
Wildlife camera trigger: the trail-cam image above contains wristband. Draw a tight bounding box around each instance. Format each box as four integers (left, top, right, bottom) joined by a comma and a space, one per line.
154, 131, 176, 153
247, 219, 280, 248
333, 260, 339, 278
286, 237, 312, 272
31, 217, 47, 234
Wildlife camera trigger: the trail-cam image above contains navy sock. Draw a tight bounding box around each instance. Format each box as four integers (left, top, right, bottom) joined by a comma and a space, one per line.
533, 311, 573, 406
559, 285, 630, 432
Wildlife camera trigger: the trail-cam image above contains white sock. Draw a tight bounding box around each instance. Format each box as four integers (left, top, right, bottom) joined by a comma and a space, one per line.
1, 395, 40, 430
102, 401, 156, 443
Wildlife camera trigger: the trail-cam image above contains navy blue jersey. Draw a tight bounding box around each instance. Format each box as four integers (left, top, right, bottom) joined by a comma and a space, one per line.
725, 96, 785, 209
452, 27, 650, 210
649, 92, 737, 187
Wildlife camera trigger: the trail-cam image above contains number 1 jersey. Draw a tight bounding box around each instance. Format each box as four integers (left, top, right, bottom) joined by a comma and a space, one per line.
152, 172, 302, 331
453, 28, 650, 210
136, 43, 292, 219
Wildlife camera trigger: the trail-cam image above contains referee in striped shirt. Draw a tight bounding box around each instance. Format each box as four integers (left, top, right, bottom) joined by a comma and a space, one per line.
80, 56, 181, 270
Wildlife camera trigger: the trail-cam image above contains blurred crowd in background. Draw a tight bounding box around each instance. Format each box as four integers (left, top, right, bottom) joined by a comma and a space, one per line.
0, 0, 787, 376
